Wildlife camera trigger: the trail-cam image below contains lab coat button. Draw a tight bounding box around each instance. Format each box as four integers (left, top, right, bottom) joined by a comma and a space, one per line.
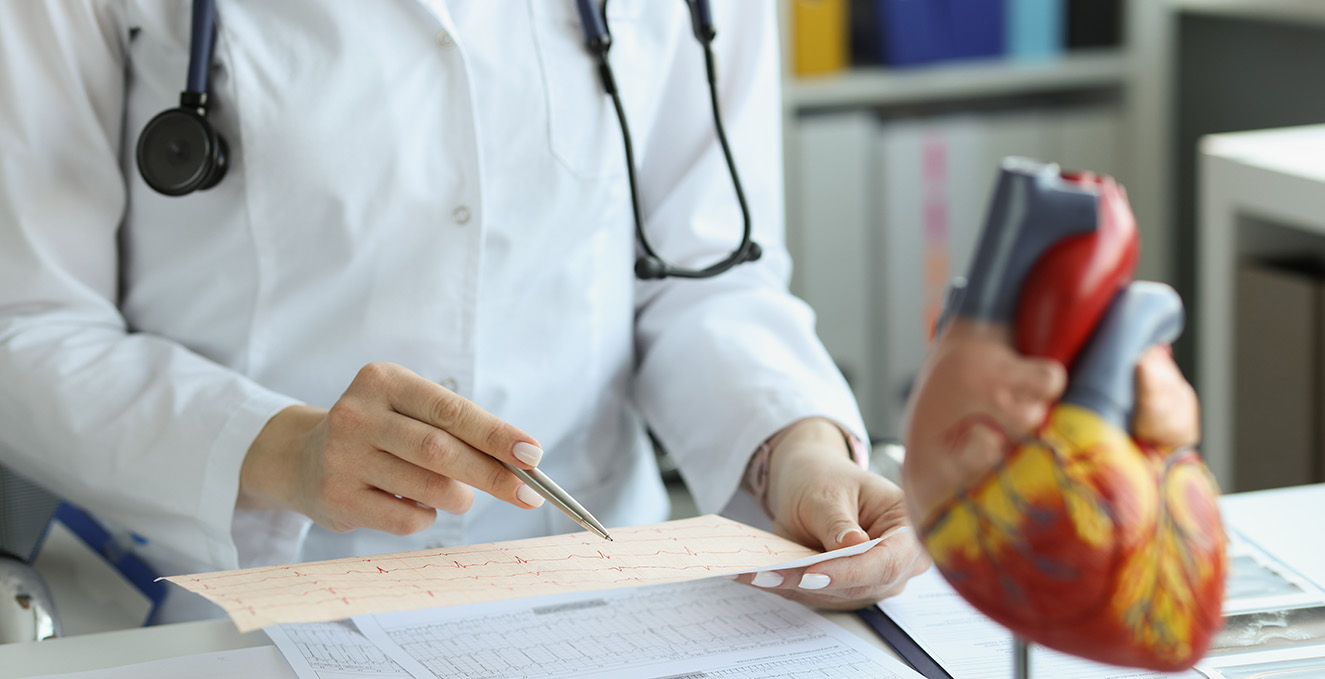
452, 206, 471, 225
436, 31, 454, 48
440, 377, 458, 391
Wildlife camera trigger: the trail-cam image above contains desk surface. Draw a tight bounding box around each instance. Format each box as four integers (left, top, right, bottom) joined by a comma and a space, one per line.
3, 484, 1321, 678
1201, 124, 1325, 186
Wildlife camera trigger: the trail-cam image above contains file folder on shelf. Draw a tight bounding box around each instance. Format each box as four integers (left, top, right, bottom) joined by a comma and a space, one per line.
853, 0, 1006, 68
1006, 0, 1065, 60
792, 0, 850, 76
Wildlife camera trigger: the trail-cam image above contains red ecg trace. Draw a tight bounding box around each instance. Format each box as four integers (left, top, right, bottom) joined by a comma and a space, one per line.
165, 514, 821, 632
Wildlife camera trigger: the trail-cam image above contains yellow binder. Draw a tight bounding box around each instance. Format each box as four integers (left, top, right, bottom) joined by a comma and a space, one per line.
791, 0, 849, 76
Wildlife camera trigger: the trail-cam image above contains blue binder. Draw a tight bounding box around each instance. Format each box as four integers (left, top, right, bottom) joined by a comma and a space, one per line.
855, 0, 1006, 67
881, 0, 945, 66
1007, 0, 1065, 59
950, 0, 1006, 60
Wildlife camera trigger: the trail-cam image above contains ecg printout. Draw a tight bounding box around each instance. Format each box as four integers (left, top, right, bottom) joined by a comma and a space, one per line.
352, 577, 925, 679
265, 620, 412, 679
166, 515, 848, 632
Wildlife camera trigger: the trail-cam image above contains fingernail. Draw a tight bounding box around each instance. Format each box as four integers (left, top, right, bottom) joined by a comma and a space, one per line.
835, 527, 868, 546
513, 442, 543, 466
751, 571, 784, 588
799, 573, 831, 590
516, 483, 545, 508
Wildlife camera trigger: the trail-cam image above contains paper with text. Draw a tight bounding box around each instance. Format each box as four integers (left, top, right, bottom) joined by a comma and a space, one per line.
265, 620, 411, 679
167, 515, 875, 632
878, 568, 1201, 679
353, 577, 924, 679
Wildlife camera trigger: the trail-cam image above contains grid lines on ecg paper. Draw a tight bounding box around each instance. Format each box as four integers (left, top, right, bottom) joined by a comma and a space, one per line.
168, 515, 820, 631
394, 583, 809, 677
283, 622, 406, 674
381, 580, 893, 679
703, 648, 891, 677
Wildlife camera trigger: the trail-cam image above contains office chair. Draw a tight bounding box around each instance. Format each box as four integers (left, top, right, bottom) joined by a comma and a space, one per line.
0, 461, 62, 642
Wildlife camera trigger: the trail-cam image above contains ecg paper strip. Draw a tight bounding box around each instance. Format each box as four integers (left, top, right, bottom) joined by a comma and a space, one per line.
353, 578, 924, 679
166, 515, 826, 632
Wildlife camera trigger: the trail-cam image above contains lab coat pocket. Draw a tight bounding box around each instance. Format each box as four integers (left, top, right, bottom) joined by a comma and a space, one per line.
528, 0, 643, 179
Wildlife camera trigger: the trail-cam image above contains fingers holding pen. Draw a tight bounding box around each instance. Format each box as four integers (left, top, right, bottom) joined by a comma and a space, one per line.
363, 362, 546, 471
307, 364, 539, 518
242, 363, 554, 538
373, 413, 546, 510
339, 364, 548, 510
355, 363, 545, 474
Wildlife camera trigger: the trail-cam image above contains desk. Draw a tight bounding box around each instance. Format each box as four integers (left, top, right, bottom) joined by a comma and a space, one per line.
1198, 125, 1325, 490
4, 485, 1320, 678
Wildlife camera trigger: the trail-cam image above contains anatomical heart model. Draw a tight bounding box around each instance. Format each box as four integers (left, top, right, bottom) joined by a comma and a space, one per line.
902, 159, 1226, 671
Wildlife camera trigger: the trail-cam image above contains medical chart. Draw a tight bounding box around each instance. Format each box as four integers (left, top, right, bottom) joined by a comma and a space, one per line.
879, 567, 1201, 679
264, 621, 411, 679
166, 515, 877, 632
1191, 528, 1325, 679
877, 528, 1325, 679
350, 577, 924, 679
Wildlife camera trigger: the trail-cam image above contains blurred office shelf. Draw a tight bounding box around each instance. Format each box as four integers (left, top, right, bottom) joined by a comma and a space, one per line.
784, 49, 1127, 111
775, 0, 1179, 439
777, 0, 1171, 286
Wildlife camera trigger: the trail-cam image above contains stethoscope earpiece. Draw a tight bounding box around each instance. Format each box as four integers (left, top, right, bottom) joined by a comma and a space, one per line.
136, 107, 228, 196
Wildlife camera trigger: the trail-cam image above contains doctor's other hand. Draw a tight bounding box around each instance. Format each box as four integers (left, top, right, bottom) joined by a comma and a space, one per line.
237, 362, 546, 535
1133, 344, 1200, 449
734, 418, 930, 610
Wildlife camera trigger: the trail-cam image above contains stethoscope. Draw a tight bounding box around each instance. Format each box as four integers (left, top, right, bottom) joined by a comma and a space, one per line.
136, 0, 760, 281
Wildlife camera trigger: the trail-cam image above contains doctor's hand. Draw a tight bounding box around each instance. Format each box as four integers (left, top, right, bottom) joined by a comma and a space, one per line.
1133, 344, 1200, 449
732, 418, 930, 610
238, 362, 546, 535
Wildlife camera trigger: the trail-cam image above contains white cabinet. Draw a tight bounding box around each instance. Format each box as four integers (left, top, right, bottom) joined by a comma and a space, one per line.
1198, 125, 1325, 491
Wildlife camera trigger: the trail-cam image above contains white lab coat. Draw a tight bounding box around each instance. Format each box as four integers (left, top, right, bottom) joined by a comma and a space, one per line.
0, 0, 866, 622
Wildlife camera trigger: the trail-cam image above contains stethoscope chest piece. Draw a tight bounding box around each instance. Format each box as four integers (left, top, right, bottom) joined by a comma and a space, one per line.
136, 106, 229, 196
145, 0, 756, 280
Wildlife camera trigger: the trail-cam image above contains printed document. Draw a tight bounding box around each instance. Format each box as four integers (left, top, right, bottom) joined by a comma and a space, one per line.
876, 528, 1325, 679
352, 577, 923, 679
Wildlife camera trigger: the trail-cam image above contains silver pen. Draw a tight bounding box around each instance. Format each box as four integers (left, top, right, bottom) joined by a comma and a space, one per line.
501, 462, 613, 541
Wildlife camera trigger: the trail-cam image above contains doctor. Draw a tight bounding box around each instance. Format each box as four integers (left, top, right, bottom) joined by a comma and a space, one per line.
0, 1, 934, 621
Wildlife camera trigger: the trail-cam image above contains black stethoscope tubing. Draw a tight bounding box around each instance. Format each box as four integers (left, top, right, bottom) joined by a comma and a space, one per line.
136, 0, 758, 280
